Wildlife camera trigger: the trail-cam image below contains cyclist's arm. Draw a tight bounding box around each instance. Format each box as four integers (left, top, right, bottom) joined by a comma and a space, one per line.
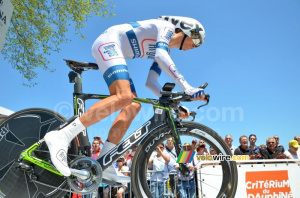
152, 23, 193, 92
154, 48, 193, 92
145, 61, 162, 97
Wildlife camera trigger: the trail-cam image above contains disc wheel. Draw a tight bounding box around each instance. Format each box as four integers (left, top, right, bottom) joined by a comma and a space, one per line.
0, 108, 78, 198
131, 121, 238, 198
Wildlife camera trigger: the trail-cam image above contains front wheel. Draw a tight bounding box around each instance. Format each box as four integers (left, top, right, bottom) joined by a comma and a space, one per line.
131, 121, 238, 198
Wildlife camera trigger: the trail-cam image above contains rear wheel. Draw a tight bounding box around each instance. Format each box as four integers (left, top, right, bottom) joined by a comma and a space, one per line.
0, 108, 78, 198
131, 121, 238, 198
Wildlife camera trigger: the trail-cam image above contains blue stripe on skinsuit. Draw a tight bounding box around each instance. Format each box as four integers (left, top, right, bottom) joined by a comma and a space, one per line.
126, 30, 141, 59
128, 77, 136, 93
128, 22, 141, 28
103, 65, 130, 87
150, 62, 162, 76
156, 41, 169, 52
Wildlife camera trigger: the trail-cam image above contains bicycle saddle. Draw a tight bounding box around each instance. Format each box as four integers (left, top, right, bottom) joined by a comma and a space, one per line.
64, 59, 99, 71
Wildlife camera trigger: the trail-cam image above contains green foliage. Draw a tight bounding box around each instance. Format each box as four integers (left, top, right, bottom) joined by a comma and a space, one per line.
2, 0, 115, 86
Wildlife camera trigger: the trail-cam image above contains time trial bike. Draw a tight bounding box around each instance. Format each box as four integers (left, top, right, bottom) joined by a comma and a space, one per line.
0, 59, 238, 198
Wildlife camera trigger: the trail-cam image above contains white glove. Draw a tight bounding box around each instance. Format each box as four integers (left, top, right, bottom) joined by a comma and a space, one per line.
185, 88, 205, 100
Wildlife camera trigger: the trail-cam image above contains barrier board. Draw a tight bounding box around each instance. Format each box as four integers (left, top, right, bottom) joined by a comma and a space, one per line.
197, 160, 300, 198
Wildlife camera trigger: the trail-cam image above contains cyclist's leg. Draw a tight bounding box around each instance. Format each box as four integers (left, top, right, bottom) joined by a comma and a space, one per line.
45, 27, 133, 176
79, 79, 134, 128
44, 78, 133, 176
106, 91, 141, 144
81, 78, 137, 159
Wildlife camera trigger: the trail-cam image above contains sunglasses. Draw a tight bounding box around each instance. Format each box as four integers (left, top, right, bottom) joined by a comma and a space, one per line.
117, 160, 123, 163
267, 142, 275, 144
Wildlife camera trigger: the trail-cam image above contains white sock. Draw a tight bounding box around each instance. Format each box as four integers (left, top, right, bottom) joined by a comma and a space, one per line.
98, 141, 116, 159
63, 117, 85, 141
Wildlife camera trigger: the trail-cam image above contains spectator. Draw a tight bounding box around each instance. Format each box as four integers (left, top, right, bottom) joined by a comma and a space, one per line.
175, 142, 196, 198
224, 135, 237, 155
294, 136, 300, 145
284, 140, 299, 161
125, 145, 137, 198
115, 156, 129, 198
124, 150, 130, 161
234, 135, 255, 159
165, 137, 177, 172
209, 147, 217, 155
126, 144, 138, 170
198, 139, 205, 146
148, 143, 170, 198
209, 147, 219, 165
191, 139, 197, 151
165, 138, 177, 197
261, 137, 286, 159
260, 144, 266, 149
249, 134, 260, 154
91, 136, 104, 159
274, 135, 285, 152
104, 156, 129, 198
196, 142, 209, 156
77, 137, 104, 198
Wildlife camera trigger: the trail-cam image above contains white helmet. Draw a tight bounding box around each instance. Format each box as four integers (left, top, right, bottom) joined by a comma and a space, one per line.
158, 16, 205, 47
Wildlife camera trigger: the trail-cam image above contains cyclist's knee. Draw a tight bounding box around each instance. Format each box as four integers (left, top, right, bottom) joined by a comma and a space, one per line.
116, 92, 134, 107
131, 102, 141, 113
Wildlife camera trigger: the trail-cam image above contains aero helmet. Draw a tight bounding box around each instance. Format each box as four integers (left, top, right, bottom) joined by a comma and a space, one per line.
158, 16, 205, 47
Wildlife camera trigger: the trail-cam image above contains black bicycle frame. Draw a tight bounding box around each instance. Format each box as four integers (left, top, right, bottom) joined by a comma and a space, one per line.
69, 70, 183, 171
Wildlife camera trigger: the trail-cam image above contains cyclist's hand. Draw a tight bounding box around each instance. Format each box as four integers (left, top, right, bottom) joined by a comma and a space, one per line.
178, 106, 190, 119
185, 88, 206, 101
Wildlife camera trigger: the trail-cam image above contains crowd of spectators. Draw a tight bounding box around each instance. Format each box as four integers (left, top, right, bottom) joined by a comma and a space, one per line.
72, 134, 299, 198
226, 134, 300, 161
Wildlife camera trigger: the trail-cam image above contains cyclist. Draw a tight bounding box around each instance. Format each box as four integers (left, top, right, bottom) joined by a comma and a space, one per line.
45, 16, 206, 182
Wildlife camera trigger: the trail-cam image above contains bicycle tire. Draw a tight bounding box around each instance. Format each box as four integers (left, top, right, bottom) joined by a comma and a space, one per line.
0, 108, 78, 198
131, 121, 238, 198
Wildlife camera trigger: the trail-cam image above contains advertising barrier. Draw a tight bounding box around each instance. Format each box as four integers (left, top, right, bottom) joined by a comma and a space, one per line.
197, 159, 300, 198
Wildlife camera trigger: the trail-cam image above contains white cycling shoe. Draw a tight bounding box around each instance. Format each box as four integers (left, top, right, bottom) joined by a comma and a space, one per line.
44, 130, 71, 176
44, 117, 85, 177
101, 165, 131, 184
